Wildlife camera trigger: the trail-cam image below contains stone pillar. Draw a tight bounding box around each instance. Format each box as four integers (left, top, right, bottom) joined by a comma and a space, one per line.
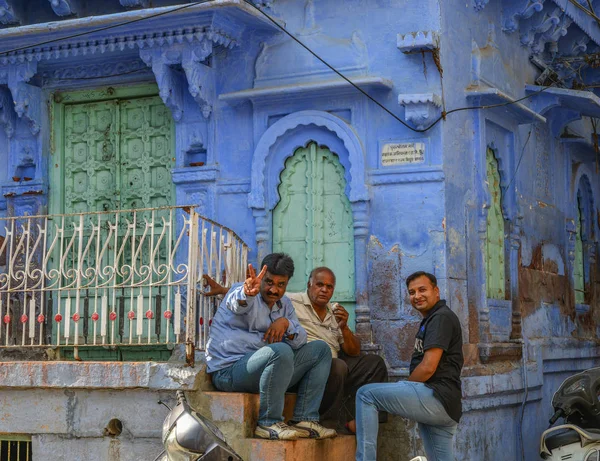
476, 209, 492, 343
252, 208, 271, 267
509, 218, 522, 340
352, 200, 373, 345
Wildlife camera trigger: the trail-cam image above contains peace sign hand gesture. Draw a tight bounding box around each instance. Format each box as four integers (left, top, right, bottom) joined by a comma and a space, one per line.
243, 264, 267, 297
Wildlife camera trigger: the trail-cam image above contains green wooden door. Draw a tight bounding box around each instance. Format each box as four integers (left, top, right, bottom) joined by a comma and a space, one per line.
63, 100, 119, 213
485, 147, 506, 300
119, 97, 174, 210
50, 87, 175, 357
273, 143, 356, 327
60, 94, 174, 213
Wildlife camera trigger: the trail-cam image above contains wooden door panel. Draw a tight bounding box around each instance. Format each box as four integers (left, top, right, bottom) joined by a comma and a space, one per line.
274, 142, 356, 319
51, 89, 175, 348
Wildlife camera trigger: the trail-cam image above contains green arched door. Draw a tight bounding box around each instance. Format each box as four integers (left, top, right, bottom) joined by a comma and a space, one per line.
273, 142, 356, 327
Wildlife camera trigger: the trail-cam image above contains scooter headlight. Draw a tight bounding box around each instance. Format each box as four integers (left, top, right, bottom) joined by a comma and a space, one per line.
564, 378, 587, 395
163, 430, 201, 461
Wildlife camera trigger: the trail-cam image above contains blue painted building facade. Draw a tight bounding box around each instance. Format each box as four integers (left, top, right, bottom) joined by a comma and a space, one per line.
1, 0, 600, 459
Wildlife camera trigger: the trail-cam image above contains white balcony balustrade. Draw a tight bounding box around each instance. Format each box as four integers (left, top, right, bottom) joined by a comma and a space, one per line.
0, 206, 248, 363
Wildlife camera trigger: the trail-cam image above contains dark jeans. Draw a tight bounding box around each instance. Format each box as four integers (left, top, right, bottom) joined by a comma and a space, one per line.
319, 352, 388, 427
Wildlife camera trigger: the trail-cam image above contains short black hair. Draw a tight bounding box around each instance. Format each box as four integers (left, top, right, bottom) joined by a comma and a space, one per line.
308, 267, 336, 284
406, 271, 437, 288
260, 253, 295, 278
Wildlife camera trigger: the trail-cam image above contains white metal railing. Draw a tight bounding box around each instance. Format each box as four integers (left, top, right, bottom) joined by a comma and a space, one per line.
0, 206, 248, 362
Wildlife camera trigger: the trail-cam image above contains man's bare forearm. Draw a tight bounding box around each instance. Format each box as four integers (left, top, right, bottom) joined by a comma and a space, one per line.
341, 325, 361, 356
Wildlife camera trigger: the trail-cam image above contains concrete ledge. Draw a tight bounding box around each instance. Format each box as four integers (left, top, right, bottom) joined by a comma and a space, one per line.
0, 360, 202, 390
0, 387, 176, 436
33, 433, 163, 461
249, 436, 356, 461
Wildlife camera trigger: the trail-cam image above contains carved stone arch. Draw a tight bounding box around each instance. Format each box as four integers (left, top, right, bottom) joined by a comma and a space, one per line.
573, 165, 595, 207
486, 141, 513, 222
483, 121, 518, 223
574, 169, 595, 240
249, 110, 368, 210
249, 110, 374, 344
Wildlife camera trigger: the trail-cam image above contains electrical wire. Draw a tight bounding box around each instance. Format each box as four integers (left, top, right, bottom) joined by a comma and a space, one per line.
507, 129, 533, 192
241, 0, 423, 132
241, 0, 584, 133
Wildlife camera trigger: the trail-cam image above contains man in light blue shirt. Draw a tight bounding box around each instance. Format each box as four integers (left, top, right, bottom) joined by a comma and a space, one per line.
206, 253, 336, 441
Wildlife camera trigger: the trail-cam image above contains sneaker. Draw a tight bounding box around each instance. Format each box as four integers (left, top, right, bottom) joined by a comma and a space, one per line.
290, 420, 337, 439
409, 457, 428, 461
254, 422, 306, 440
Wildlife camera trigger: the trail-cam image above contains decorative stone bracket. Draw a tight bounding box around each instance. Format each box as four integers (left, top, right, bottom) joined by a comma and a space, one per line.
139, 49, 185, 122
0, 1, 19, 25
140, 40, 215, 121
502, 0, 544, 34
397, 31, 439, 53
398, 93, 441, 130
0, 87, 16, 139
182, 42, 215, 119
47, 0, 79, 16
0, 62, 42, 136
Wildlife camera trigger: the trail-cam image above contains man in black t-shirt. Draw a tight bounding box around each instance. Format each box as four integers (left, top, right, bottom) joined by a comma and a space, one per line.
355, 271, 463, 461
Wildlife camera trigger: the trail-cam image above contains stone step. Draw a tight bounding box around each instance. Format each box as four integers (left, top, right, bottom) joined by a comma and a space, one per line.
192, 391, 357, 461
197, 391, 297, 438
248, 436, 357, 461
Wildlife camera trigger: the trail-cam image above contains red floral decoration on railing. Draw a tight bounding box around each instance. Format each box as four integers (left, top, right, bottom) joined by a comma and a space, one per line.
163, 310, 172, 319
72, 313, 80, 322
3, 315, 10, 324
145, 310, 153, 319
109, 312, 117, 321
91, 313, 99, 321
54, 314, 62, 322
127, 311, 135, 320
37, 314, 45, 323
20, 314, 28, 324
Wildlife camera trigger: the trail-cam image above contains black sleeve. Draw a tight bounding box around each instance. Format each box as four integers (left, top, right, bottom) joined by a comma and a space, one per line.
423, 312, 453, 352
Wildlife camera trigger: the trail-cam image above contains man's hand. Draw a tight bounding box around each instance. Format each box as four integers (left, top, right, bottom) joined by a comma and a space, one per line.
263, 317, 290, 343
202, 274, 229, 296
243, 264, 267, 297
333, 303, 349, 330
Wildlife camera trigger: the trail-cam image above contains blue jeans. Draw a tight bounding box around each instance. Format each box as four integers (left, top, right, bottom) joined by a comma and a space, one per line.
212, 340, 332, 426
356, 381, 457, 461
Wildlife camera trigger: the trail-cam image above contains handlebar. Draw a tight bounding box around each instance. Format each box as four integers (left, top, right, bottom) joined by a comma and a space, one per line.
549, 409, 564, 426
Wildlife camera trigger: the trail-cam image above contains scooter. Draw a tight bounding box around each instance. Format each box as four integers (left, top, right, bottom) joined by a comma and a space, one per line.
155, 390, 243, 461
540, 367, 600, 460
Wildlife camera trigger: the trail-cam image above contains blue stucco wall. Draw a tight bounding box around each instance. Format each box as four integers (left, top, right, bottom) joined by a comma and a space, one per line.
439, 0, 600, 459
1, 0, 600, 459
